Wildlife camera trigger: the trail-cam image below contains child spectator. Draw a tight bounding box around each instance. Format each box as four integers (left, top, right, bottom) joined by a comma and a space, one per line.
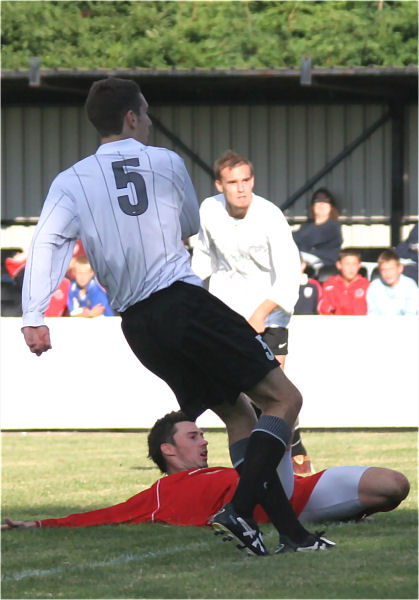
68, 257, 113, 317
66, 240, 87, 280
294, 258, 322, 315
367, 249, 418, 316
318, 249, 369, 315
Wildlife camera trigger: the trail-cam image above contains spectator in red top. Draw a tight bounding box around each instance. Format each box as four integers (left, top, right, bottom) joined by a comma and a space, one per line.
4, 251, 70, 317
44, 278, 70, 317
318, 249, 369, 315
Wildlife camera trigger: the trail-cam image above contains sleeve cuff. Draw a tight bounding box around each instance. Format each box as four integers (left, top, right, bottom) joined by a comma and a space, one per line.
22, 312, 45, 327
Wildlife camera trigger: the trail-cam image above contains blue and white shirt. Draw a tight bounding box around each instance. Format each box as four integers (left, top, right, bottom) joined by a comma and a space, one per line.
67, 278, 114, 316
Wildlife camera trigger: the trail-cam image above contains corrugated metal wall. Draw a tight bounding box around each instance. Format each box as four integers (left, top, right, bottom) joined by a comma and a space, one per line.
1, 103, 417, 222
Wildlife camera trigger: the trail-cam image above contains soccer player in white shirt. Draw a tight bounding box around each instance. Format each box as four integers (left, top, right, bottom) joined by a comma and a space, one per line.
21, 78, 333, 556
191, 150, 313, 474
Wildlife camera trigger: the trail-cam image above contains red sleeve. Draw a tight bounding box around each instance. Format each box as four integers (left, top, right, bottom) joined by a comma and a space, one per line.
38, 468, 240, 529
45, 278, 70, 317
310, 278, 322, 301
318, 279, 336, 314
38, 484, 159, 528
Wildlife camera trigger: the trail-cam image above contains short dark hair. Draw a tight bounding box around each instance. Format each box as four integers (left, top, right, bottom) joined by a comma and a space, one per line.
338, 248, 362, 262
214, 150, 254, 181
378, 249, 400, 265
85, 78, 142, 137
147, 411, 193, 474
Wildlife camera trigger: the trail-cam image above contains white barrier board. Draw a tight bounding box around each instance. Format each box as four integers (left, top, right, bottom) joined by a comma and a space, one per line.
1, 316, 417, 429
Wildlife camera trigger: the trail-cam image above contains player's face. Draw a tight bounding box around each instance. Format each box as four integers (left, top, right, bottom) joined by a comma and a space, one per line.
215, 163, 254, 219
171, 422, 208, 470
379, 260, 403, 286
133, 94, 152, 144
337, 256, 361, 283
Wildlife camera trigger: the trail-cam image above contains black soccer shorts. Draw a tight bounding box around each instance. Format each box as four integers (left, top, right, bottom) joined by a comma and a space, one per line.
262, 327, 289, 356
120, 281, 279, 420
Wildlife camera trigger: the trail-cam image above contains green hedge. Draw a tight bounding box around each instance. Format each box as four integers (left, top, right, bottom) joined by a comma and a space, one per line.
2, 0, 417, 69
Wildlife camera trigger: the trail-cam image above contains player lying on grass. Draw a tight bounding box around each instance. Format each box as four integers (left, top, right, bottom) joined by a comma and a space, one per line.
2, 412, 409, 554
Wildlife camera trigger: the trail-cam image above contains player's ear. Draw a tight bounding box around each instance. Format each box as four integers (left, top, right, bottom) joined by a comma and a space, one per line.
215, 180, 224, 193
125, 109, 137, 130
160, 442, 176, 458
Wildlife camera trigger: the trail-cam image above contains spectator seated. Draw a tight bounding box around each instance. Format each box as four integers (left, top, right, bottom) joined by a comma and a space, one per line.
316, 264, 339, 284
367, 249, 418, 316
318, 249, 370, 315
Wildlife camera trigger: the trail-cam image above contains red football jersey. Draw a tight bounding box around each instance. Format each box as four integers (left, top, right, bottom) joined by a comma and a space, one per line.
37, 467, 324, 529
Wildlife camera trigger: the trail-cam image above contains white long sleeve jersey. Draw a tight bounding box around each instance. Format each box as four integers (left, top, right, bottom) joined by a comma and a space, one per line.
23, 138, 201, 326
191, 193, 300, 328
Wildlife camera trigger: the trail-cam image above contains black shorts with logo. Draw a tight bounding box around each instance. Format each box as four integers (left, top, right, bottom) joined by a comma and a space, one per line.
262, 327, 288, 356
120, 281, 279, 420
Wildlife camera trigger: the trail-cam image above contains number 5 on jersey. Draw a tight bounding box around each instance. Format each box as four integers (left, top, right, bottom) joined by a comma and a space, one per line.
112, 158, 149, 216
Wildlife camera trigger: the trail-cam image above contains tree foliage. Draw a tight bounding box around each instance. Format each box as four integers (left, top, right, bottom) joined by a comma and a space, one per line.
1, 1, 417, 70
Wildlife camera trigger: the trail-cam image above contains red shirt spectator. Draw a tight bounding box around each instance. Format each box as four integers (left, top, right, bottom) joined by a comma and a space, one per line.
4, 252, 70, 317
318, 250, 369, 315
318, 274, 369, 315
45, 278, 70, 317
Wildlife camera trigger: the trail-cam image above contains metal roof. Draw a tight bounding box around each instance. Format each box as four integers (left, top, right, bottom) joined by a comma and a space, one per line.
2, 66, 417, 106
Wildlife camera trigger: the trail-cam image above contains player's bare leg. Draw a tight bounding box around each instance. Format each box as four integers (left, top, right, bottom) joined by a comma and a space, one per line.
358, 467, 410, 516
212, 393, 257, 448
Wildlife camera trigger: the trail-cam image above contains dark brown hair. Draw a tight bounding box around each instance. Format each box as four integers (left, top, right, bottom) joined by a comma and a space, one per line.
338, 248, 362, 262
147, 411, 192, 474
85, 78, 142, 137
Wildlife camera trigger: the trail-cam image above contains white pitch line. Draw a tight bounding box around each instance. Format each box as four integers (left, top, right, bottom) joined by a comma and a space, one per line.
2, 540, 209, 582
3, 529, 277, 583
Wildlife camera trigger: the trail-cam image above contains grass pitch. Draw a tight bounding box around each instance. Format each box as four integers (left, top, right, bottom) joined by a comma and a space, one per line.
1, 429, 417, 599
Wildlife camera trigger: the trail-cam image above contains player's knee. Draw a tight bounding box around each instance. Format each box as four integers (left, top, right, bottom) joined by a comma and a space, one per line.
360, 467, 409, 511
280, 381, 302, 418
379, 470, 410, 508
281, 381, 302, 414
389, 471, 410, 503
293, 386, 303, 413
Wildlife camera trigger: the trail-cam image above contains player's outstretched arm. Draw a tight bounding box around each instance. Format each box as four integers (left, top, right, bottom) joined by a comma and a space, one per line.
1, 517, 37, 530
21, 325, 51, 356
